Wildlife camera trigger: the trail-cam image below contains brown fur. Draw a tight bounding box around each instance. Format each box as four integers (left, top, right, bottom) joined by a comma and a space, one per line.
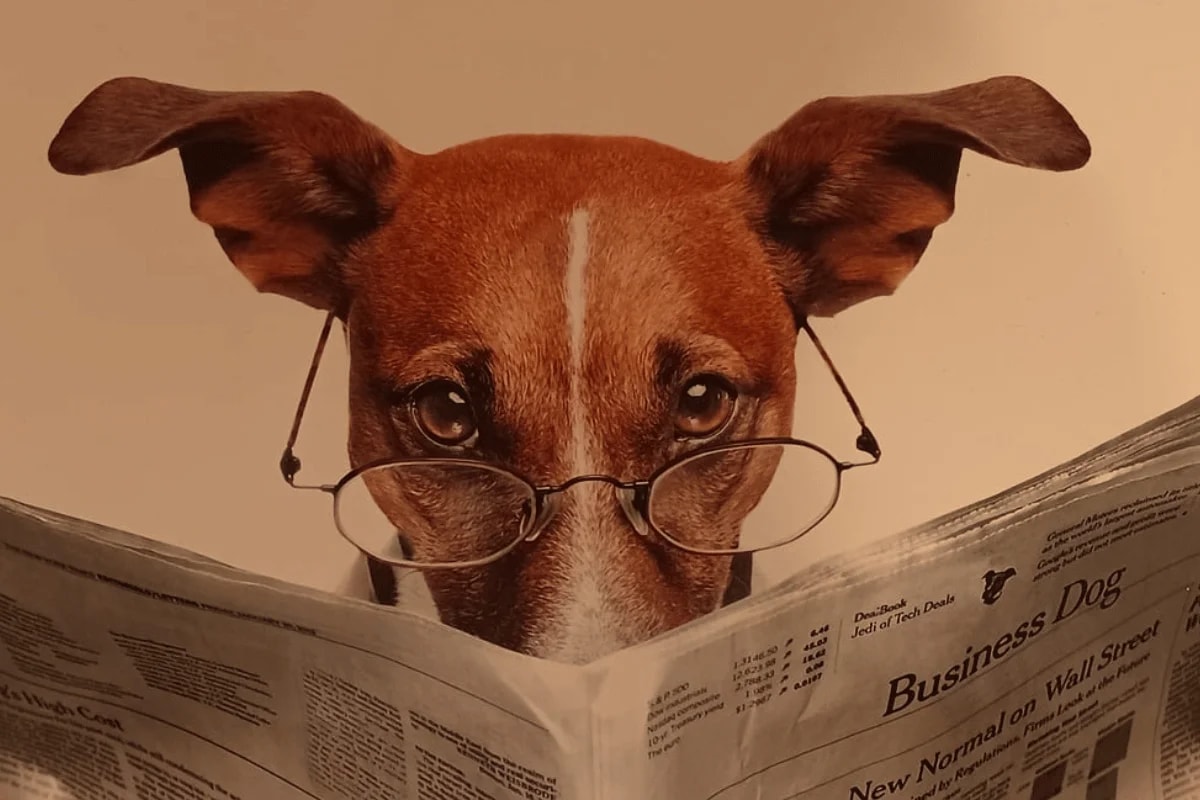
47, 75, 1089, 661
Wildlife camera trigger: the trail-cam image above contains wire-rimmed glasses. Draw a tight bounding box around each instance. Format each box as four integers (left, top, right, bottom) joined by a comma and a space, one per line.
279, 314, 881, 569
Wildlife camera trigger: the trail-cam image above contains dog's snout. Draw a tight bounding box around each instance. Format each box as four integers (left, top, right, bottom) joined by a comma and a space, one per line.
546, 477, 638, 550
526, 477, 649, 545
522, 480, 656, 662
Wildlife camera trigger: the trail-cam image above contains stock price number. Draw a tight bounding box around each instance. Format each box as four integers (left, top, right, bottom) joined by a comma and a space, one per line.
731, 645, 778, 673
732, 657, 777, 683
734, 669, 775, 698
735, 694, 772, 715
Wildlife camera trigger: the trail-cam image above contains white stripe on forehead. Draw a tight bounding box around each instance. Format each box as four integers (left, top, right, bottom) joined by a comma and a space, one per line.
539, 206, 626, 663
564, 207, 593, 475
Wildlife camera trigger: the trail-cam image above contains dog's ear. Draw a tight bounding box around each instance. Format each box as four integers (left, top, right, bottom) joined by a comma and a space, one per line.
48, 77, 410, 312
739, 75, 1090, 318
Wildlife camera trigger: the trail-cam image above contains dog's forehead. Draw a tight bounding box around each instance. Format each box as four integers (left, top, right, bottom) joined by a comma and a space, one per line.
351, 133, 795, 380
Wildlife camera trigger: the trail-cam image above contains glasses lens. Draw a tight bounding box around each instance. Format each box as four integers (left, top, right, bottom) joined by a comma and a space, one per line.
333, 461, 537, 566
647, 443, 840, 553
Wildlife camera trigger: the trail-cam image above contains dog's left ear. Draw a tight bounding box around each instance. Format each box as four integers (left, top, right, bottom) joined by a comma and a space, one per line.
739, 75, 1090, 318
48, 76, 410, 312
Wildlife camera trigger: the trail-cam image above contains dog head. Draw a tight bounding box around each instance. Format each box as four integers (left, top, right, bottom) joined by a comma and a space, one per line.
48, 76, 1088, 662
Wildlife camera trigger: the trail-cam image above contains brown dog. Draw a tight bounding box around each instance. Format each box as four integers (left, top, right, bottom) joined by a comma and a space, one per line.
48, 75, 1088, 663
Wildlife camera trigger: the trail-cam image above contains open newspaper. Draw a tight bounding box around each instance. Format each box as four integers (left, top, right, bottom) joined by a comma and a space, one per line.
2, 394, 1198, 800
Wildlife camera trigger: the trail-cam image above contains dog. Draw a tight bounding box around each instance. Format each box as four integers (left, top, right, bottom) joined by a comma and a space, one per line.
47, 75, 1089, 664
982, 568, 1019, 605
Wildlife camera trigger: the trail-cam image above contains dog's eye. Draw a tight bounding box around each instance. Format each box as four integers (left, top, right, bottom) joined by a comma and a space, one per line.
675, 376, 736, 438
410, 380, 477, 446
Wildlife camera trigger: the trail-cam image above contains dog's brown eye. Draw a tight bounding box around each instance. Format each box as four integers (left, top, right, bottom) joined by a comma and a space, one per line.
675, 376, 736, 438
411, 380, 477, 446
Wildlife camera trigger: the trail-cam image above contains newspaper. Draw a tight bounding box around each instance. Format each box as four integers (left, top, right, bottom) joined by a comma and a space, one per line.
2, 396, 1199, 800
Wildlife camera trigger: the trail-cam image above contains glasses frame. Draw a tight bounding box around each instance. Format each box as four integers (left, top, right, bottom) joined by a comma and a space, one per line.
279, 312, 882, 569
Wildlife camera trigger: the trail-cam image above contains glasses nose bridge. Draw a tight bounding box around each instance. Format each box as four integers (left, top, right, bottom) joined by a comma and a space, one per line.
528, 474, 651, 541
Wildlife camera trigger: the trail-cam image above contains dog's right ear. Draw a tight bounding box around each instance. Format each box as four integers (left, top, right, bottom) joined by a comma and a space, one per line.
738, 76, 1090, 319
48, 77, 411, 312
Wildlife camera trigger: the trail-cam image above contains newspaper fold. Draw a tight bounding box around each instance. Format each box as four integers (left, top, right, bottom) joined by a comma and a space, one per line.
3, 395, 1199, 799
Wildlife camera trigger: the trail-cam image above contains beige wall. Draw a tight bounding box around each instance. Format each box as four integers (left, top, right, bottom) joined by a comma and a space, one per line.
2, 1, 1197, 592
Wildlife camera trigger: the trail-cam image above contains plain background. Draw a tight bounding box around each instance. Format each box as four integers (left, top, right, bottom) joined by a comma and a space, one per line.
2, 2, 1197, 594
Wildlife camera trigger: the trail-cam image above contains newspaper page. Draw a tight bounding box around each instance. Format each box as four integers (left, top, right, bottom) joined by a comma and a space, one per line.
0, 500, 591, 800
588, 401, 1200, 799
3, 394, 1199, 800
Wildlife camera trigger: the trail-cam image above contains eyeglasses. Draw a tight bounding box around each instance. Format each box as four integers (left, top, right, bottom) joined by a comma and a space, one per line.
280, 313, 881, 569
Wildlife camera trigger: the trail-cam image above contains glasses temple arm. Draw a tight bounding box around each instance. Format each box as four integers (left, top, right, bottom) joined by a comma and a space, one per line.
280, 311, 337, 485
799, 318, 882, 461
